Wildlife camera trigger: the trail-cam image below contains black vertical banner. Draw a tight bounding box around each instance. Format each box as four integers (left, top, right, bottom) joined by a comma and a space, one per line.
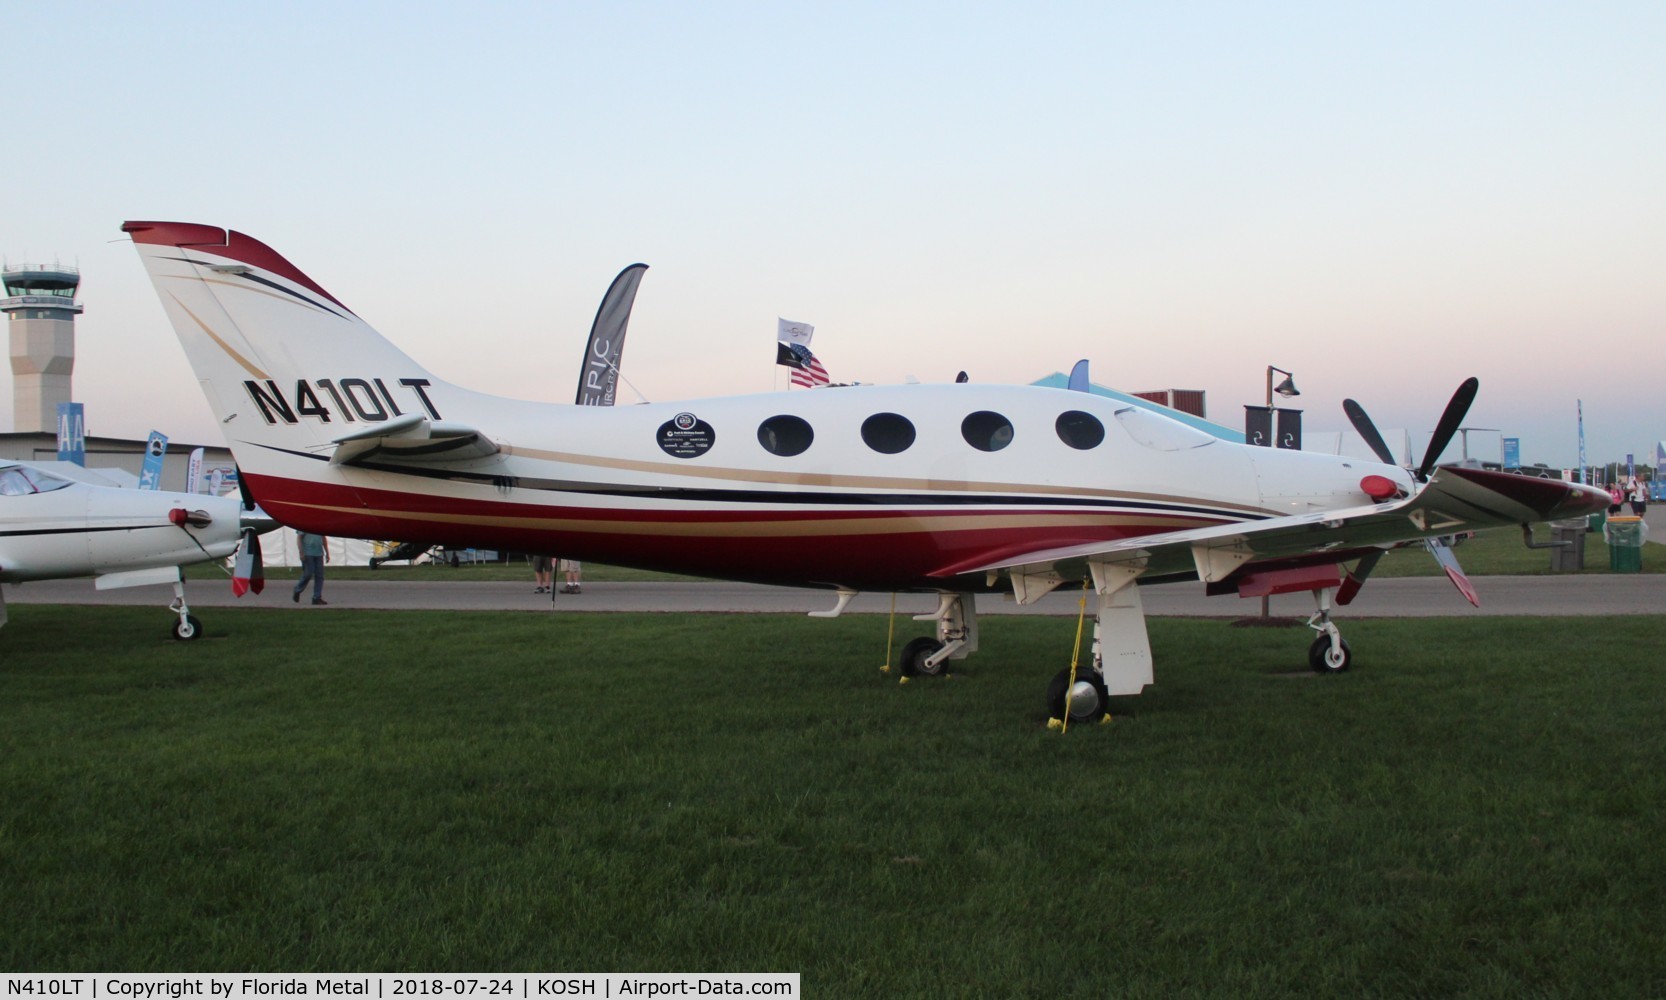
575, 263, 649, 406
1276, 408, 1303, 450
1244, 405, 1273, 447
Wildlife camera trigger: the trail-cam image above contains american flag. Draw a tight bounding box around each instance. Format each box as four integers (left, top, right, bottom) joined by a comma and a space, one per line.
790, 350, 829, 388
777, 339, 831, 388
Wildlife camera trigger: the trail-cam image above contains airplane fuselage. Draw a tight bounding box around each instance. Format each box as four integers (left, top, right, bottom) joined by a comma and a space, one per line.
0, 474, 246, 584
231, 380, 1413, 590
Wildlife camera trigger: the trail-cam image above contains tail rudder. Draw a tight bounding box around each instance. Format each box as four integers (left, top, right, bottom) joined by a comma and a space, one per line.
123, 222, 444, 450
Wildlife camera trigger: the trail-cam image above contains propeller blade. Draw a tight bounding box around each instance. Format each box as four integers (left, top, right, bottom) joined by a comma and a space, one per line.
235, 465, 257, 511
1427, 536, 1479, 607
232, 528, 265, 597
1418, 377, 1479, 480
1342, 399, 1397, 465
1335, 549, 1384, 606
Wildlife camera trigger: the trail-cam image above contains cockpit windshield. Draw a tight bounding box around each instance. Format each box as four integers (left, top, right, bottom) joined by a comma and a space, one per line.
0, 465, 74, 496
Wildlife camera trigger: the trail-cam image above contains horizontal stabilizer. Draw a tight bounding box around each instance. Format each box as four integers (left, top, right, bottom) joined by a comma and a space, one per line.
328, 415, 500, 467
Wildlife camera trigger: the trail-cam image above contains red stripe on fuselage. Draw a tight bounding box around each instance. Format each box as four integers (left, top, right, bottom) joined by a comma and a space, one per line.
245, 473, 1221, 589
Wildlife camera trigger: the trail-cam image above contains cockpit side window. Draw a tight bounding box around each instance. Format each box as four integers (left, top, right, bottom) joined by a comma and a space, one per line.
1113, 407, 1216, 451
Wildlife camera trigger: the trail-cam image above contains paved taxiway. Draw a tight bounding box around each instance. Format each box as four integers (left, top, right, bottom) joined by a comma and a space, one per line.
10, 508, 1662, 618
8, 573, 1663, 618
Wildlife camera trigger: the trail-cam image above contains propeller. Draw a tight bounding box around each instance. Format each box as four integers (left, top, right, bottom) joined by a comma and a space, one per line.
1343, 377, 1480, 481
1339, 378, 1485, 609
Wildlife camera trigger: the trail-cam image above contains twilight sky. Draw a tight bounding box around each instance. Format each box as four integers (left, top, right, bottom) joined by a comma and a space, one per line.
5, 1, 1663, 468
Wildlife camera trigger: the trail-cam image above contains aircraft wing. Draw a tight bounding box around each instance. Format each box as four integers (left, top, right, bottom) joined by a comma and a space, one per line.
943, 465, 1609, 583
327, 414, 500, 467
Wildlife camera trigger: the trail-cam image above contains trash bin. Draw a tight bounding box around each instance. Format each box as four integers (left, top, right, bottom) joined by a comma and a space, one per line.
1604, 516, 1647, 572
1549, 519, 1586, 571
1588, 510, 1606, 534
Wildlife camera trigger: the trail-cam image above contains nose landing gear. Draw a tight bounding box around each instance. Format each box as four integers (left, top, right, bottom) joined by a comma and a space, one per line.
1307, 587, 1350, 673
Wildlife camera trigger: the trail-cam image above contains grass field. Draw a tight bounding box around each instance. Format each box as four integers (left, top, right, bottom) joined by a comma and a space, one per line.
3, 605, 1663, 994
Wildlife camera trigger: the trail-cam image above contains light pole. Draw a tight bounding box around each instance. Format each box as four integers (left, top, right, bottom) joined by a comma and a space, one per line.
1259, 366, 1299, 618
1455, 427, 1499, 467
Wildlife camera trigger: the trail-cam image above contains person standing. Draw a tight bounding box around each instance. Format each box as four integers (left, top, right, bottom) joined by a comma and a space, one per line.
293, 531, 330, 605
1630, 479, 1649, 516
560, 558, 583, 594
1608, 482, 1625, 516
532, 554, 553, 594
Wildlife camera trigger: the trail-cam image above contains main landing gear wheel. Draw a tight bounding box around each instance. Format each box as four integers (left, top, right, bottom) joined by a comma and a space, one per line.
899, 636, 948, 677
1046, 669, 1111, 724
172, 614, 203, 641
1308, 635, 1351, 674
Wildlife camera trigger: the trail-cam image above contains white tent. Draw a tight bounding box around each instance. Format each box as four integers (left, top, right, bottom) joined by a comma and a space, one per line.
258, 528, 381, 567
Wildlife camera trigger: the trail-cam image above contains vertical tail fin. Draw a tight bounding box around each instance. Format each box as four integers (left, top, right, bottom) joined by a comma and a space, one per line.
122, 222, 446, 453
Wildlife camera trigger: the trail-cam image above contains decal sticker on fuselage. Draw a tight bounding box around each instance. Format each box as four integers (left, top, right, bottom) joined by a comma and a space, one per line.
657, 412, 715, 459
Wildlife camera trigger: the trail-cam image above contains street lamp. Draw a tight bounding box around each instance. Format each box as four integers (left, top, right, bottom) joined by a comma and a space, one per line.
1267, 366, 1299, 407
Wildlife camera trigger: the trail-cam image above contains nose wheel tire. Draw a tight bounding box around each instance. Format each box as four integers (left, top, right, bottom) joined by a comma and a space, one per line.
1308, 635, 1351, 673
171, 615, 203, 641
1046, 668, 1111, 724
899, 636, 948, 677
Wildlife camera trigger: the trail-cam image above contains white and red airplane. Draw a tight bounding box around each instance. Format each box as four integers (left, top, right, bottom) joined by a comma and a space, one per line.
123, 221, 1610, 718
0, 459, 274, 638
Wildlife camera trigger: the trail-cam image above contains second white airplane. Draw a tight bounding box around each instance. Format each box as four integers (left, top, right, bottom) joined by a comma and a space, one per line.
0, 459, 275, 637
123, 221, 1610, 718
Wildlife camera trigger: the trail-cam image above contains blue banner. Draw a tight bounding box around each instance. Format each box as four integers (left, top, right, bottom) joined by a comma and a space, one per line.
1502, 437, 1520, 469
138, 430, 169, 490
56, 402, 85, 466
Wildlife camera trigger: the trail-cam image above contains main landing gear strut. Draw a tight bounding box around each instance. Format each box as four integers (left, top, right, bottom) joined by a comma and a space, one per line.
1007, 561, 1156, 724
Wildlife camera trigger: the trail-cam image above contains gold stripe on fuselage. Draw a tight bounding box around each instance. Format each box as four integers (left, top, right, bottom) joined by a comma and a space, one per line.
503, 445, 1269, 517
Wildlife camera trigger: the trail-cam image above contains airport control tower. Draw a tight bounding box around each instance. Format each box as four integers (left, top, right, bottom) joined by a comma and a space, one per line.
2, 263, 82, 433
